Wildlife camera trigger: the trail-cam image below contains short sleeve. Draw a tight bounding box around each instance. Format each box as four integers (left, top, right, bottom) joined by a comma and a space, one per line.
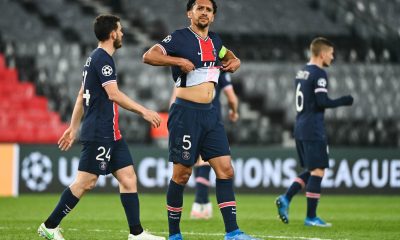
94, 57, 117, 87
219, 72, 232, 89
314, 71, 328, 94
157, 31, 180, 55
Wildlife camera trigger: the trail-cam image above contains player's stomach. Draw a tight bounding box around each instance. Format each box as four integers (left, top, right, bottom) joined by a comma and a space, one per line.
176, 82, 215, 103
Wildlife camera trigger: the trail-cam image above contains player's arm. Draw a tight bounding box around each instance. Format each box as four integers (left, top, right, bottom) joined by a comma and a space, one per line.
315, 93, 353, 109
223, 86, 239, 122
142, 45, 194, 73
221, 47, 241, 73
58, 86, 84, 151
104, 83, 161, 128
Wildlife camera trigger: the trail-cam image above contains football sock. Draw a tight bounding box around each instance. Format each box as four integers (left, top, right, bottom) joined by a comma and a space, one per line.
194, 165, 211, 204
306, 175, 323, 218
45, 187, 79, 228
216, 178, 238, 233
167, 180, 185, 236
120, 193, 143, 235
285, 171, 310, 202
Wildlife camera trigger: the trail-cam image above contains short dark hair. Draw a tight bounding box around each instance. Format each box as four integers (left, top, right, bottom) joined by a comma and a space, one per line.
310, 37, 334, 56
187, 0, 217, 14
94, 14, 120, 41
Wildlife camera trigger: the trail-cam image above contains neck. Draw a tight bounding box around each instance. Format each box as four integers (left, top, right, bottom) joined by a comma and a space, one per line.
309, 57, 323, 68
98, 41, 115, 56
190, 24, 209, 39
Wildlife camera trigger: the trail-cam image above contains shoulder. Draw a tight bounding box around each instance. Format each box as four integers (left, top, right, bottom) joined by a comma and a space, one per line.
92, 49, 114, 65
209, 31, 222, 42
161, 28, 186, 43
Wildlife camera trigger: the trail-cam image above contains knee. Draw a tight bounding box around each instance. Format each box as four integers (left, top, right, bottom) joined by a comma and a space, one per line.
311, 168, 325, 177
119, 174, 137, 191
71, 178, 97, 192
172, 172, 191, 185
216, 165, 234, 179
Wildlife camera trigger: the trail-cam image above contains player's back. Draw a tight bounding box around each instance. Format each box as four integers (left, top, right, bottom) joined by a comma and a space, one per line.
294, 64, 328, 141
80, 48, 121, 142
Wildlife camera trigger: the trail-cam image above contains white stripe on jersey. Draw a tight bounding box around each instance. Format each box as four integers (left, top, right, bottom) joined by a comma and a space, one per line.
156, 44, 167, 55
102, 80, 117, 87
315, 88, 328, 93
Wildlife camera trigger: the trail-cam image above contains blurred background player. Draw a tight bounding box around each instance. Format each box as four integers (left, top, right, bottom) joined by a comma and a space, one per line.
170, 72, 239, 220
37, 14, 164, 240
275, 37, 353, 227
143, 0, 258, 239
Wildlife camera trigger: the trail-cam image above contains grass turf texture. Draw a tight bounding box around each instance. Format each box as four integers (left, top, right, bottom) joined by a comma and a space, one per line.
0, 194, 399, 240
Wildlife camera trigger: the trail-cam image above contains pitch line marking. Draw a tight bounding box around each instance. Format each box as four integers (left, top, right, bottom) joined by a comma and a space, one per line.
1, 226, 349, 240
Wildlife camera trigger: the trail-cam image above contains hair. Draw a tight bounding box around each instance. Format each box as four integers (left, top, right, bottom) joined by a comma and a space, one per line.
187, 0, 217, 14
310, 37, 334, 57
94, 14, 120, 41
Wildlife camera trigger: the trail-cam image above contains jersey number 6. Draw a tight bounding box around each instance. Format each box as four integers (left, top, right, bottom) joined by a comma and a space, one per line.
296, 83, 304, 112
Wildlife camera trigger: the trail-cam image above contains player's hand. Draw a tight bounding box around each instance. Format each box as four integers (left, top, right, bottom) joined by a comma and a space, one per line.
178, 58, 195, 73
342, 95, 354, 106
142, 109, 161, 128
229, 109, 239, 122
58, 127, 77, 151
222, 58, 241, 72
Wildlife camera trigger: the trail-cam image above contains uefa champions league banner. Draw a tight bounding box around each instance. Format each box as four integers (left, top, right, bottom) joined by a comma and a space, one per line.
1, 144, 399, 195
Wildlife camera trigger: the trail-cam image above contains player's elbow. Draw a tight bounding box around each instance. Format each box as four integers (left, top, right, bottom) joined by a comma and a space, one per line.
142, 51, 152, 64
107, 91, 120, 102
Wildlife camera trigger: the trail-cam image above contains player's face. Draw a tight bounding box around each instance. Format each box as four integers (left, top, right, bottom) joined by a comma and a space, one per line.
113, 22, 123, 49
322, 47, 334, 67
188, 0, 215, 29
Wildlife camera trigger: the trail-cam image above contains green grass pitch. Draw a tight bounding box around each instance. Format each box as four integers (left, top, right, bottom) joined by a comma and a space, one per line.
0, 194, 399, 240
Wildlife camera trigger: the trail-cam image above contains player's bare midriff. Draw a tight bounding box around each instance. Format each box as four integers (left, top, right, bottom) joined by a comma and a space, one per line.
176, 82, 215, 103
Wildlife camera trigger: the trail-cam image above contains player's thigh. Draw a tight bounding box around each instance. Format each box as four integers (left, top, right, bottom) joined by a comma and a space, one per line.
168, 104, 202, 166
208, 155, 233, 179
79, 141, 113, 175
303, 140, 329, 170
195, 156, 210, 166
108, 138, 134, 174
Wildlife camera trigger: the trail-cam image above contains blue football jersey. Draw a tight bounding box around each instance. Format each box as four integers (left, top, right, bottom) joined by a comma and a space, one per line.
213, 72, 232, 117
294, 64, 329, 140
80, 48, 122, 142
157, 27, 225, 87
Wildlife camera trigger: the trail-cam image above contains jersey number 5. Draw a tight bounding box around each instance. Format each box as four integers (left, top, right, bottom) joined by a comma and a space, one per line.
296, 83, 304, 112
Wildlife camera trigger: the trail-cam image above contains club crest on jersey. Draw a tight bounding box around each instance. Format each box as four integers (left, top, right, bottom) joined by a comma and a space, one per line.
182, 151, 190, 160
99, 161, 107, 171
162, 35, 172, 43
102, 65, 113, 76
317, 78, 327, 87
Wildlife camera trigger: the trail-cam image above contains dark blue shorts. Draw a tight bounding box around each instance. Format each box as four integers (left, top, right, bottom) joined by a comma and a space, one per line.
79, 138, 133, 175
168, 98, 231, 166
295, 139, 329, 170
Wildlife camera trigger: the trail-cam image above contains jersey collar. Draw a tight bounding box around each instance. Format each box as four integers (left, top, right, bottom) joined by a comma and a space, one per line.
187, 27, 209, 41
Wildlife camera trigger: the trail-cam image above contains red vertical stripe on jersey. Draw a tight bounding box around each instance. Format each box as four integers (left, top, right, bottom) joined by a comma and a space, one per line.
113, 102, 122, 140
198, 38, 216, 62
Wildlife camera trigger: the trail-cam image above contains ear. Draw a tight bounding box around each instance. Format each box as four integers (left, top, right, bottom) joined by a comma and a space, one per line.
110, 31, 116, 40
187, 11, 193, 20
